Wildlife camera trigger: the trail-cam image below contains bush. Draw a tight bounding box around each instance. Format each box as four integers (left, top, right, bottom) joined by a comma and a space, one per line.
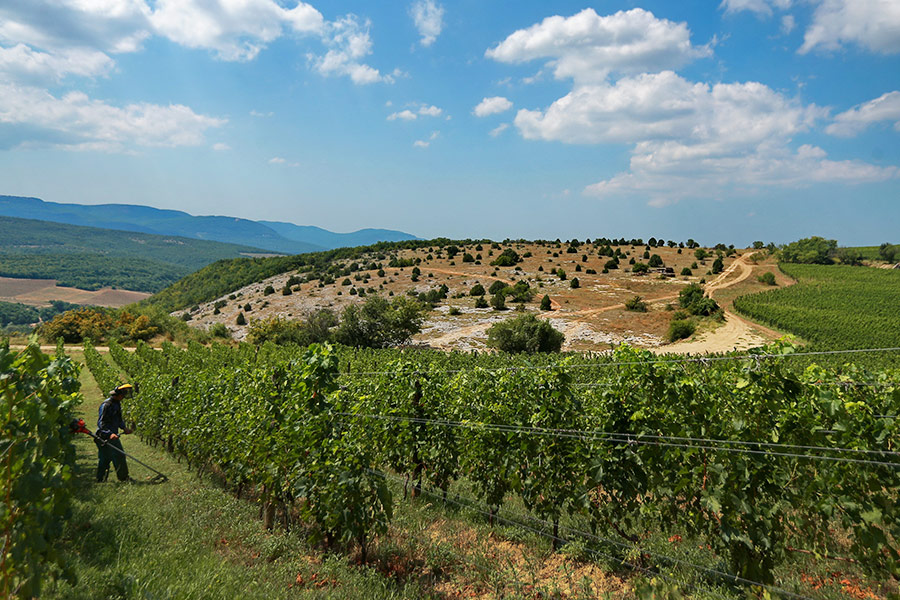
470, 283, 485, 296
694, 248, 709, 261
334, 296, 426, 349
632, 262, 649, 274
667, 319, 696, 342
236, 312, 246, 325
570, 277, 580, 289
625, 296, 648, 312
209, 323, 230, 338
489, 280, 507, 295
490, 248, 520, 267
39, 308, 114, 343
474, 296, 489, 309
757, 272, 776, 285
462, 253, 475, 263
490, 293, 506, 311
540, 294, 552, 311
556, 268, 566, 280
448, 306, 461, 316
263, 285, 275, 295
282, 285, 292, 296
486, 313, 564, 353
681, 267, 692, 276
712, 256, 724, 274
604, 259, 619, 270
648, 254, 663, 267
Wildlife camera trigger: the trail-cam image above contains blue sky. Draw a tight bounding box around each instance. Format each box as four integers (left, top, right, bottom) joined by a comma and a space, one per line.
0, 0, 898, 246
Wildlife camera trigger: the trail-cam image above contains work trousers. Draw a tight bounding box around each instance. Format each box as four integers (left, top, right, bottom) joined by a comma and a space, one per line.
96, 437, 129, 482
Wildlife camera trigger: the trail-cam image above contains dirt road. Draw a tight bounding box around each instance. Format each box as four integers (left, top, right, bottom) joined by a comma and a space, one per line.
653, 252, 780, 355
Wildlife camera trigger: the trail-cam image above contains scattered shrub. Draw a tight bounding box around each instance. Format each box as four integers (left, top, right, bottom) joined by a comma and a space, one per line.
486, 313, 565, 353
625, 296, 648, 312
667, 319, 695, 342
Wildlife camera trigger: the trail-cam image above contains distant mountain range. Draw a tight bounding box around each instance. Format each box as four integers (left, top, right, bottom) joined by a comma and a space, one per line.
0, 195, 418, 254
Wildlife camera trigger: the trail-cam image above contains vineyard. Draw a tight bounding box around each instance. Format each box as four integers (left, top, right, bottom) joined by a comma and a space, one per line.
733, 264, 900, 350
1, 340, 82, 597
72, 337, 900, 598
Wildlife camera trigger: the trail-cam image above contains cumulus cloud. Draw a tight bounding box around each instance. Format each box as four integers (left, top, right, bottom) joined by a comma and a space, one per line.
0, 83, 225, 151
486, 8, 710, 84
0, 0, 151, 55
0, 2, 393, 86
800, 0, 900, 54
387, 104, 443, 121
719, 0, 791, 16
826, 91, 900, 136
388, 109, 418, 121
409, 0, 444, 47
508, 70, 894, 203
0, 43, 113, 84
150, 0, 323, 61
473, 96, 513, 117
309, 15, 393, 84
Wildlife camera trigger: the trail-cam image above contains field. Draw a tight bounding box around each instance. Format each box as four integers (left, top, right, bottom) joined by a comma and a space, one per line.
174, 240, 776, 352
0, 276, 150, 307
733, 263, 900, 350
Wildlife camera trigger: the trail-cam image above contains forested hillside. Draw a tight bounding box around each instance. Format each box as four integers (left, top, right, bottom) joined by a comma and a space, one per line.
0, 216, 269, 291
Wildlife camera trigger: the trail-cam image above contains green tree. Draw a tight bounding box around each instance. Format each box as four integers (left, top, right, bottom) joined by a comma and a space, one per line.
712, 256, 724, 274
625, 296, 648, 312
470, 283, 486, 296
570, 277, 580, 289
490, 293, 507, 311
757, 272, 776, 285
540, 294, 552, 311
486, 314, 564, 353
648, 254, 663, 267
780, 236, 837, 264
667, 319, 695, 341
236, 312, 246, 325
333, 296, 426, 348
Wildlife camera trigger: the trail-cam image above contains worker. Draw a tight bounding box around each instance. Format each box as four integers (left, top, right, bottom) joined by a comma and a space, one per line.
96, 384, 134, 482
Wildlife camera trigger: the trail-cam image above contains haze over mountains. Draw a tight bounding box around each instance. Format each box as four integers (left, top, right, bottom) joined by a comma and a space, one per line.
0, 196, 418, 254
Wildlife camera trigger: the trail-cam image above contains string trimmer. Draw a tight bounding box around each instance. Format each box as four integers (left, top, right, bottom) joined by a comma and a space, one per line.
69, 418, 168, 483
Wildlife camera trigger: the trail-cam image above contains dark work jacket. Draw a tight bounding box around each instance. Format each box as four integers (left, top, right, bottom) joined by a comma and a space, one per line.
97, 398, 126, 440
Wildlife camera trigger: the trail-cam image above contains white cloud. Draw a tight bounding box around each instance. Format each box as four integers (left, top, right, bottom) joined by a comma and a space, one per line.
388, 109, 418, 121
0, 83, 225, 151
413, 140, 429, 148
410, 0, 444, 47
586, 144, 896, 205
212, 142, 231, 150
0, 2, 394, 86
489, 123, 509, 137
505, 69, 894, 203
486, 8, 710, 84
826, 91, 900, 136
800, 0, 900, 54
387, 104, 443, 121
473, 96, 513, 117
268, 157, 286, 164
309, 15, 392, 84
250, 109, 274, 117
781, 15, 796, 34
0, 0, 151, 55
720, 0, 791, 16
0, 43, 113, 84
149, 0, 323, 61
418, 104, 442, 117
